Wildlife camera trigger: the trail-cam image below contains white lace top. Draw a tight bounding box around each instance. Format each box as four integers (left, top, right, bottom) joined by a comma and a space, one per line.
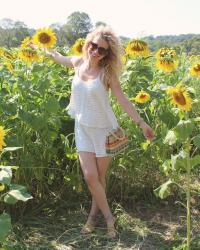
67, 69, 119, 129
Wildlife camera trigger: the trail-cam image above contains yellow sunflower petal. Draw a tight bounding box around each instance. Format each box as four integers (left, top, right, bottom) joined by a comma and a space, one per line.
0, 183, 5, 191
70, 38, 85, 55
156, 59, 178, 72
189, 63, 200, 77
5, 61, 14, 73
20, 36, 32, 48
0, 47, 5, 56
0, 126, 6, 151
0, 48, 15, 60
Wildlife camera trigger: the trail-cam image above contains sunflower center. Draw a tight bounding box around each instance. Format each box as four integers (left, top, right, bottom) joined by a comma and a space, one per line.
173, 91, 186, 105
132, 44, 144, 52
160, 52, 167, 57
161, 60, 174, 65
39, 33, 51, 44
140, 94, 147, 99
77, 44, 83, 53
194, 64, 200, 72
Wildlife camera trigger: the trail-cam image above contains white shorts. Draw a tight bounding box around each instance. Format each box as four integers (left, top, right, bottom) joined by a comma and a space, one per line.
74, 121, 113, 157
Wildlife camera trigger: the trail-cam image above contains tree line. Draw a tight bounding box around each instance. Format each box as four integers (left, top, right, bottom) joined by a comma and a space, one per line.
0, 11, 200, 55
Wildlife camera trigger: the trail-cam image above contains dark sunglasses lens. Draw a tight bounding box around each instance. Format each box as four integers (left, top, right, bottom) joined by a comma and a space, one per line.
90, 42, 108, 56
98, 47, 107, 56
90, 42, 98, 50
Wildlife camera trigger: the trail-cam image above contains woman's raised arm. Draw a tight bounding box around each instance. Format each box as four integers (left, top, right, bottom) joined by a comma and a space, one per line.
110, 80, 155, 141
28, 42, 79, 68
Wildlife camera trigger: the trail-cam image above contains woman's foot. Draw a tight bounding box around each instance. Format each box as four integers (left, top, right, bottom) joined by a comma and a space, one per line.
106, 215, 117, 239
81, 215, 96, 234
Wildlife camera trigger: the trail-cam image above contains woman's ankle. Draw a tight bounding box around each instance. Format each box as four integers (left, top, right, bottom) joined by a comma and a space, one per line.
87, 214, 97, 223
105, 214, 115, 225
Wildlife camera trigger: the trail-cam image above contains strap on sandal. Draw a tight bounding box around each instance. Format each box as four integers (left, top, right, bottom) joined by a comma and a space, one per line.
81, 222, 95, 234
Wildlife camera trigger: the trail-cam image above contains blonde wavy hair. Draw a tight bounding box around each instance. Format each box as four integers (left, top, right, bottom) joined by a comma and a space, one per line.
82, 26, 124, 90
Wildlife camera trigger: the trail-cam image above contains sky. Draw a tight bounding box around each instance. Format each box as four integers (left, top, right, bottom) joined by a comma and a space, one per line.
0, 0, 199, 38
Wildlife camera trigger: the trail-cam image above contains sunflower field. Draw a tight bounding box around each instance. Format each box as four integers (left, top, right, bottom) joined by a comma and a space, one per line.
0, 28, 200, 249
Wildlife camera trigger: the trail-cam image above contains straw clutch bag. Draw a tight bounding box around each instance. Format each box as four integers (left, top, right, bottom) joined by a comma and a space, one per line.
105, 127, 129, 155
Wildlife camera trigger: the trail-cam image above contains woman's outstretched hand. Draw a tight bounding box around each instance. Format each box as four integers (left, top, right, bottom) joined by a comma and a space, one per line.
140, 122, 155, 141
27, 42, 38, 50
27, 42, 53, 58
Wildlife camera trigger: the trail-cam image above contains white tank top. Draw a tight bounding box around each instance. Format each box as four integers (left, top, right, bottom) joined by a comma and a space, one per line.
67, 68, 119, 129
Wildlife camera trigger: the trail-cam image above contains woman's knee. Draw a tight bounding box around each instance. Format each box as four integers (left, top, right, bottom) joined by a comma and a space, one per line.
79, 152, 99, 186
84, 171, 99, 186
99, 176, 106, 188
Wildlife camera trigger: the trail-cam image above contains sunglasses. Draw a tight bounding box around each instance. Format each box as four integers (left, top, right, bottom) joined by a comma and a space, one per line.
89, 41, 109, 56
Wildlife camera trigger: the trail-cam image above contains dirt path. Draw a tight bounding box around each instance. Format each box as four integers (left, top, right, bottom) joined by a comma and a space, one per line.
9, 201, 200, 250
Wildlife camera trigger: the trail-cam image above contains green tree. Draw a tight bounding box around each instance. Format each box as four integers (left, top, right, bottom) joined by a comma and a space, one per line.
95, 21, 107, 28
61, 11, 93, 46
0, 18, 31, 48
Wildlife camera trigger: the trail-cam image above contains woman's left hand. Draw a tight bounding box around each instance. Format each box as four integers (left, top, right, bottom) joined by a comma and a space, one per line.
140, 122, 155, 141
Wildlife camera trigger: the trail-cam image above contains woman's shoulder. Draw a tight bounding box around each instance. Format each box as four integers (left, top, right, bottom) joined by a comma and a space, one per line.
71, 56, 83, 68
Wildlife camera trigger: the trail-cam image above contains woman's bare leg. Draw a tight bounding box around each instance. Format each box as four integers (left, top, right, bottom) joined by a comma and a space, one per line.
79, 152, 113, 221
88, 156, 112, 219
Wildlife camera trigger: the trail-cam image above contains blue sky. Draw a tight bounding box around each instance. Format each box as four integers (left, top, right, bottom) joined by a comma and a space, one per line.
0, 0, 199, 37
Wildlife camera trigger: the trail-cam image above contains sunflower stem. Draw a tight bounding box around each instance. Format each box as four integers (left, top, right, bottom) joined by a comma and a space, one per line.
185, 113, 191, 250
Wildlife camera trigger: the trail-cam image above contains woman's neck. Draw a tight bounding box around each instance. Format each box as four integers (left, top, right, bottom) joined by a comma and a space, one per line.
82, 58, 101, 72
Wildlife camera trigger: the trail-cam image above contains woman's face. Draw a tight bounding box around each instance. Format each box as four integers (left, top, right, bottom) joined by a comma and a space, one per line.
87, 36, 109, 62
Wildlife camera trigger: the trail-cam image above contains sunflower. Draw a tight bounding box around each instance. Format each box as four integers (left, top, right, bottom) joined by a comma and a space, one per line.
71, 38, 85, 55
156, 48, 176, 61
131, 90, 150, 103
166, 83, 192, 111
20, 36, 32, 48
156, 59, 177, 72
125, 39, 150, 57
189, 63, 200, 77
32, 28, 56, 49
0, 126, 6, 151
155, 48, 177, 72
18, 48, 39, 63
0, 48, 14, 60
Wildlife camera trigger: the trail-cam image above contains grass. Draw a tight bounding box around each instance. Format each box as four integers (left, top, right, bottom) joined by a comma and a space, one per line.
4, 199, 200, 250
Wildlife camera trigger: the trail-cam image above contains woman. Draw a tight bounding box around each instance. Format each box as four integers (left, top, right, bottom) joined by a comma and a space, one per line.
29, 25, 155, 238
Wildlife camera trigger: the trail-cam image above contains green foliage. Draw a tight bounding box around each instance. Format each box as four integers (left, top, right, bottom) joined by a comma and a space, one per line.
174, 119, 195, 141
0, 213, 11, 242
0, 148, 32, 244
191, 155, 200, 169
0, 55, 75, 197
164, 130, 177, 145
154, 179, 173, 199
193, 134, 200, 148
4, 184, 32, 204
0, 166, 12, 185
